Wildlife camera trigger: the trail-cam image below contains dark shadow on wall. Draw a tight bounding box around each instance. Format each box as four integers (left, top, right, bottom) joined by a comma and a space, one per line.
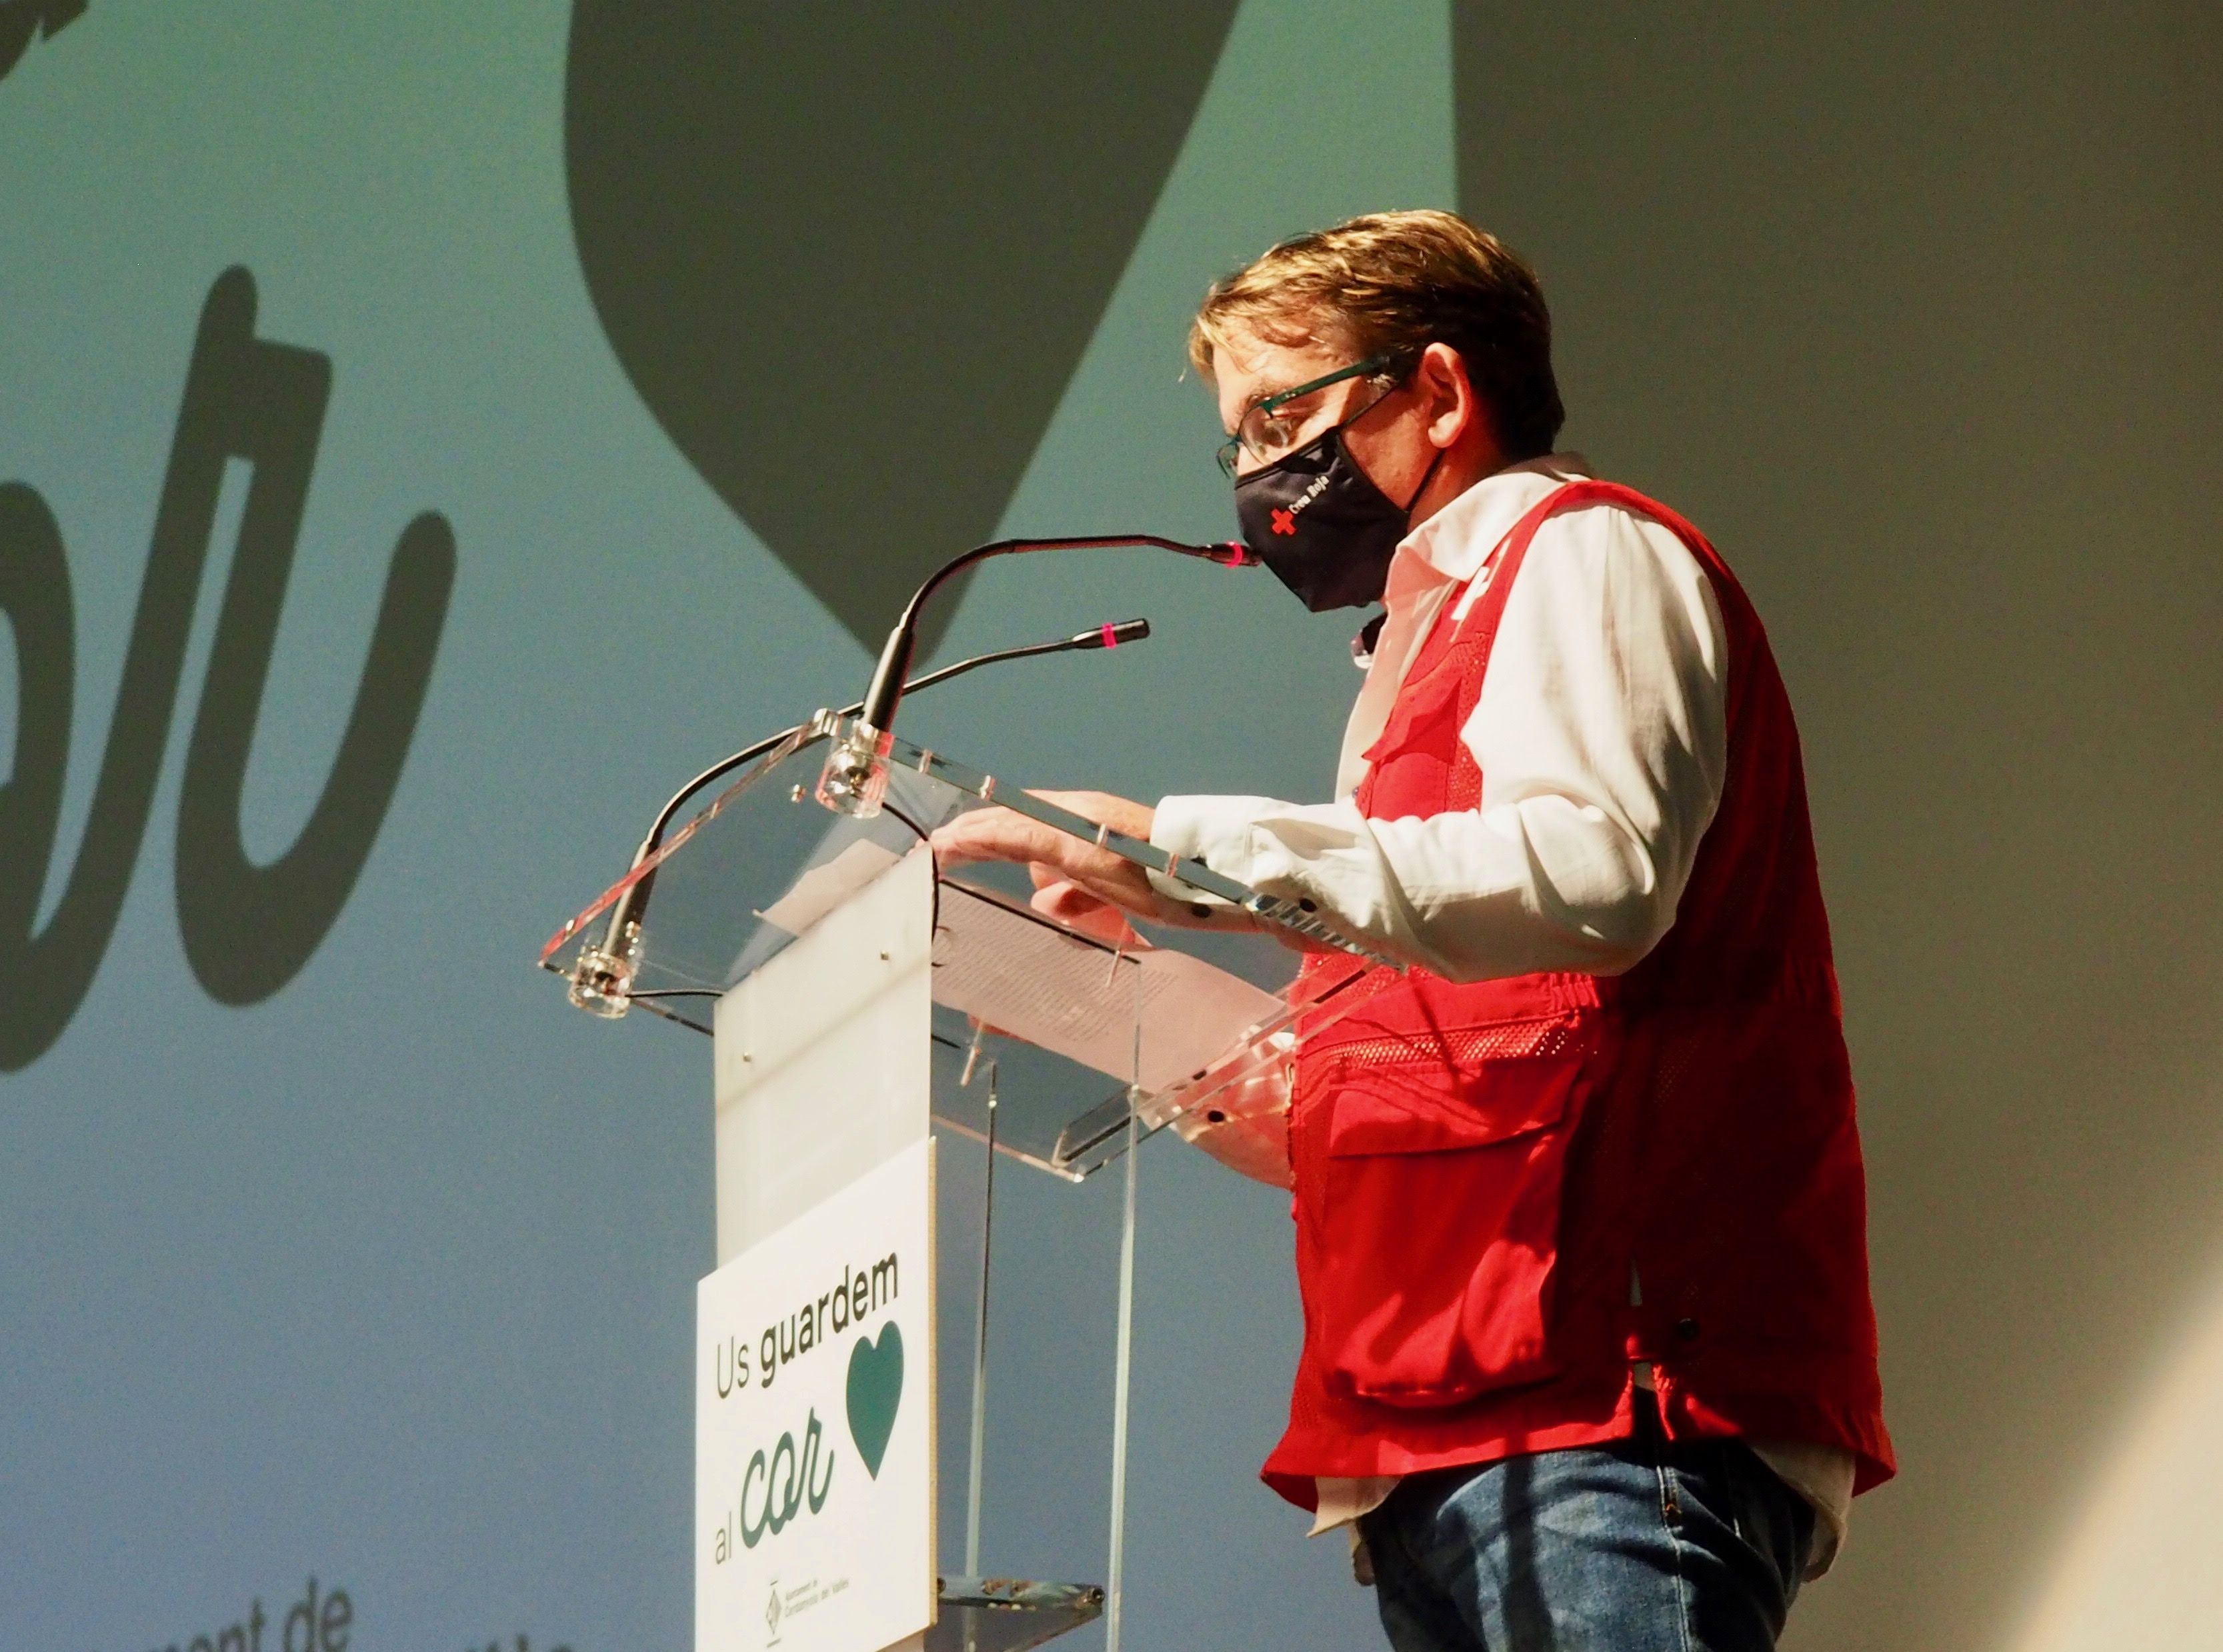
0, 0, 85, 87
1452, 6, 2223, 1651
563, 3, 1239, 650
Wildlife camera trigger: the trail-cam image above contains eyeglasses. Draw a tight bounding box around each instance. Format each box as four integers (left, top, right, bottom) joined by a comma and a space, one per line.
1216, 353, 1407, 479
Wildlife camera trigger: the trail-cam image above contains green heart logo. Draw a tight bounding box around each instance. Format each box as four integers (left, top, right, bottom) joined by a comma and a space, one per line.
845, 1322, 904, 1480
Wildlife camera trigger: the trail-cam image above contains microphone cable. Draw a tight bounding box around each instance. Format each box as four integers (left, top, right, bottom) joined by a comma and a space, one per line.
575, 617, 1154, 1007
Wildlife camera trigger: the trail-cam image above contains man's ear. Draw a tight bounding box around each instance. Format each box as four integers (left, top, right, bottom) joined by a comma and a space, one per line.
1417, 342, 1472, 447
1420, 342, 1496, 455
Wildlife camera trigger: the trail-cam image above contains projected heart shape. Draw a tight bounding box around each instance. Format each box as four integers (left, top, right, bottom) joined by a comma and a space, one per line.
844, 1321, 904, 1480
0, 1, 84, 87
564, 3, 1238, 647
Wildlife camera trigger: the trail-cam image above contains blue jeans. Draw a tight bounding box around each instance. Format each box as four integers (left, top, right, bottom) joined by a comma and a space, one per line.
1357, 1401, 1814, 1652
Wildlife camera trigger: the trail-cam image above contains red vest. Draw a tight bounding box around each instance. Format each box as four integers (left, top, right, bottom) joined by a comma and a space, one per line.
1263, 480, 1894, 1506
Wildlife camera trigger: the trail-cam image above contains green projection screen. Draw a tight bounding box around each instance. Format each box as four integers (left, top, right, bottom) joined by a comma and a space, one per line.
5, 6, 2220, 1651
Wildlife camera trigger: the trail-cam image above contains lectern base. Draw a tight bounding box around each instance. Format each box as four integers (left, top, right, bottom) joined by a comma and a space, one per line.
930, 1578, 1104, 1652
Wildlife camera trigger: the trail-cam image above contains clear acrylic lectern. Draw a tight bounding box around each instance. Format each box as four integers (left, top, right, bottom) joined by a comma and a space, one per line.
541, 711, 1390, 1652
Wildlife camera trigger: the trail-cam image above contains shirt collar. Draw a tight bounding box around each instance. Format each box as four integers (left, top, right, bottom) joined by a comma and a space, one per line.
1335, 453, 1594, 793
1394, 451, 1594, 588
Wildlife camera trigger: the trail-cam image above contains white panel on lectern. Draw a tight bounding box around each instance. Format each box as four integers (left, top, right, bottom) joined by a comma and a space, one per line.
697, 1138, 936, 1652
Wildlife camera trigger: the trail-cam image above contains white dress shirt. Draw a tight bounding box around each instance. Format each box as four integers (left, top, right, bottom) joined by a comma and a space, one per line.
1151, 455, 1852, 1576
1154, 456, 1726, 984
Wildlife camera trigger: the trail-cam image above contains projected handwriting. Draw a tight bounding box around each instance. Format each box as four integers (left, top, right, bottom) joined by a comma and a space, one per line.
0, 267, 455, 1071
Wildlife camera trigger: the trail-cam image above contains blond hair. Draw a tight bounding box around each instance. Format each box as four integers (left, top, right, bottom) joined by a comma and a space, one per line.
1189, 209, 1565, 457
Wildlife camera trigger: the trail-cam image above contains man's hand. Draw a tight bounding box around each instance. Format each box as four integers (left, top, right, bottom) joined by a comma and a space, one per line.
929, 789, 1222, 930
929, 789, 1157, 917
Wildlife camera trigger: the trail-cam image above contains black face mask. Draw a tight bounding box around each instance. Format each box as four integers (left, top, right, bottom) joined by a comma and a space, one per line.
1234, 424, 1444, 611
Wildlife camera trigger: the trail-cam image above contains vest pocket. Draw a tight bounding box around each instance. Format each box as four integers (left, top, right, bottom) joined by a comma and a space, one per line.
1311, 1050, 1589, 1409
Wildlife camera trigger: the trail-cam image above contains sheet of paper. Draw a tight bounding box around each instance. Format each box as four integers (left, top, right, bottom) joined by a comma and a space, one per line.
929, 882, 1284, 1092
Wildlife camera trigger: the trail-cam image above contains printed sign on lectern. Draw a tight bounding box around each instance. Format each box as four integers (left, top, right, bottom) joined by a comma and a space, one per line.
697, 1139, 935, 1652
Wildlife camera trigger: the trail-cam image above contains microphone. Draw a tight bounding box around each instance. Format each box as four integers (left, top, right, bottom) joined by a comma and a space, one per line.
855, 536, 1252, 749
813, 535, 1252, 820
569, 617, 1156, 1015
1071, 617, 1153, 651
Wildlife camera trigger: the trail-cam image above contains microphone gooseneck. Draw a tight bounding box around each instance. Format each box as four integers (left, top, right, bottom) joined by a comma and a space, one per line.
856, 536, 1251, 740
635, 615, 1154, 861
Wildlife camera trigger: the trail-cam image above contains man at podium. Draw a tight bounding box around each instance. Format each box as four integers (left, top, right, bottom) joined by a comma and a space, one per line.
933, 210, 1891, 1652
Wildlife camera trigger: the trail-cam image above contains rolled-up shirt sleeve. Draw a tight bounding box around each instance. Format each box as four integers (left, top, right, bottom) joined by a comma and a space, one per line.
1151, 506, 1729, 983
